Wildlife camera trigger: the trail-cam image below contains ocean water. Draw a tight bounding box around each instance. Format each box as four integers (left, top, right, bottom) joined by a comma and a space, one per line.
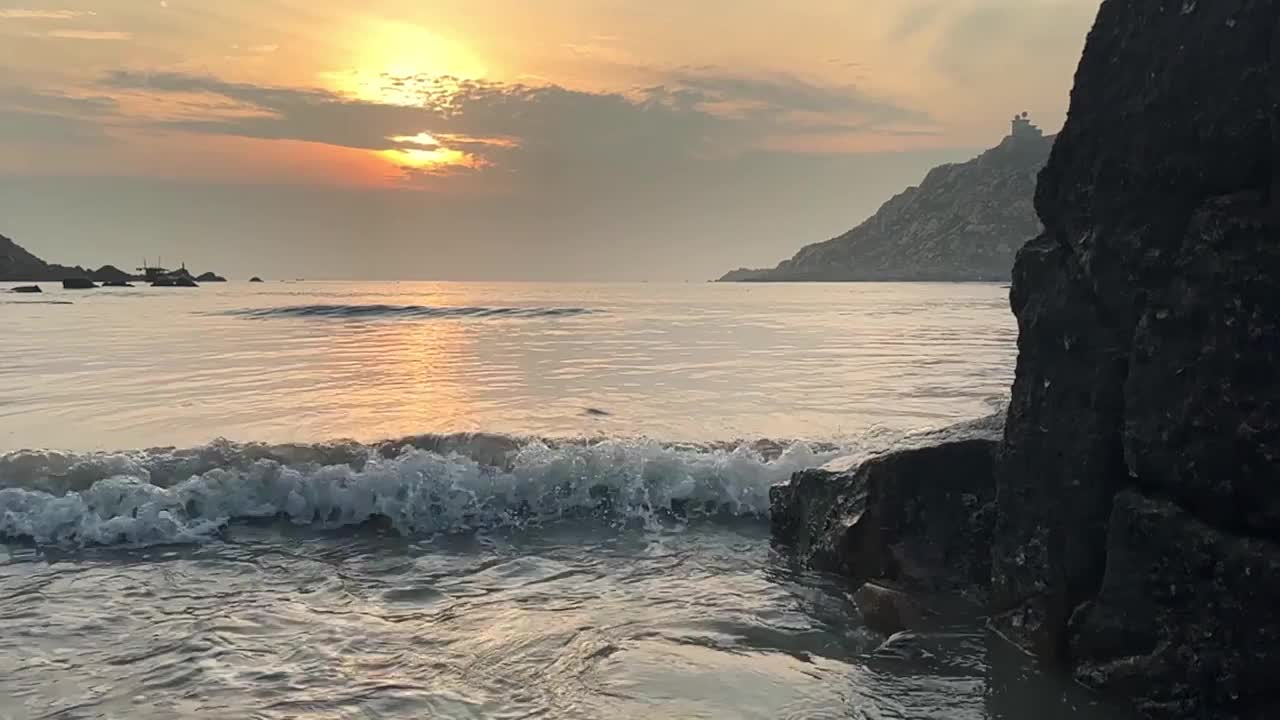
0, 281, 1131, 719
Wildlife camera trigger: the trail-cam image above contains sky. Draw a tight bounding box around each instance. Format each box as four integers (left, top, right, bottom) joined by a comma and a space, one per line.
0, 0, 1100, 280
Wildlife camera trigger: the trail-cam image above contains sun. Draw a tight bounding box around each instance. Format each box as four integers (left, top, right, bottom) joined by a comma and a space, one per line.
323, 21, 496, 177
329, 20, 487, 107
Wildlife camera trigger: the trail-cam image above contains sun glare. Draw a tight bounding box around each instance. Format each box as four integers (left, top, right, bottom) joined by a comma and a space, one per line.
379, 147, 471, 170
331, 20, 487, 107
323, 21, 493, 176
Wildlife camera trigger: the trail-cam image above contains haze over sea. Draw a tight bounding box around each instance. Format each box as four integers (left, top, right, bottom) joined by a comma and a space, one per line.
0, 281, 1129, 719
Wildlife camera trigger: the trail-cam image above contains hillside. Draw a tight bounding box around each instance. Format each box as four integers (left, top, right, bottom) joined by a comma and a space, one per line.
719, 120, 1054, 282
1, 233, 225, 283
0, 233, 86, 281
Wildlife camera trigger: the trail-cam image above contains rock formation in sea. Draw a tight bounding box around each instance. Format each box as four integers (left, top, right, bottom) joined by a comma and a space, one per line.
718, 118, 1052, 282
90, 265, 134, 284
196, 271, 227, 282
1, 233, 228, 285
771, 2, 1279, 718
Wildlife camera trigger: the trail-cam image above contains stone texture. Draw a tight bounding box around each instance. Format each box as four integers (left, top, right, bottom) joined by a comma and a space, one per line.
990, 0, 1280, 716
1071, 491, 1280, 720
851, 581, 936, 636
770, 438, 997, 595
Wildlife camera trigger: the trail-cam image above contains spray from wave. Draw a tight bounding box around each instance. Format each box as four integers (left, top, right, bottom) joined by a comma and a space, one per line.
0, 435, 840, 546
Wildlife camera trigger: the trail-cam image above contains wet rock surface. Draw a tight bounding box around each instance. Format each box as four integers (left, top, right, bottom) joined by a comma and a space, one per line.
770, 438, 997, 596
774, 2, 1280, 716
994, 0, 1280, 715
1070, 491, 1280, 720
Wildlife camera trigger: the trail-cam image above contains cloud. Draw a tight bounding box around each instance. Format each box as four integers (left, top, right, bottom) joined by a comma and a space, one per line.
929, 2, 1096, 87
889, 0, 946, 41
0, 9, 96, 20
44, 29, 131, 40
659, 67, 927, 126
97, 65, 921, 155
95, 68, 929, 191
0, 86, 118, 143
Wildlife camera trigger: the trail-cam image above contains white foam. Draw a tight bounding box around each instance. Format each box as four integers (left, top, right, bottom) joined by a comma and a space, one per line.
0, 438, 839, 546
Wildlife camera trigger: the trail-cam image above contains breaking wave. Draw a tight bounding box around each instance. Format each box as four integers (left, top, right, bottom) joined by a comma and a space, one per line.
0, 434, 840, 547
225, 304, 595, 320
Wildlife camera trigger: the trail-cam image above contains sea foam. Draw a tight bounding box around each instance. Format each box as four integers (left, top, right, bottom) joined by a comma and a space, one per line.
0, 436, 838, 546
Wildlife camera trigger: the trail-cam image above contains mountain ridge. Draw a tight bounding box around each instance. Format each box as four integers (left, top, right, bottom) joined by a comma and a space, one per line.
719, 125, 1053, 282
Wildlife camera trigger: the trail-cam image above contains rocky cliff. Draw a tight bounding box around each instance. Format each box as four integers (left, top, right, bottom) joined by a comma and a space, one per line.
771, 1, 1279, 717
992, 0, 1280, 716
718, 129, 1053, 282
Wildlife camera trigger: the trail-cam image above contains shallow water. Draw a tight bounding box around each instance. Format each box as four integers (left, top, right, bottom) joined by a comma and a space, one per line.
0, 281, 1133, 719
1, 522, 1129, 720
0, 281, 1014, 450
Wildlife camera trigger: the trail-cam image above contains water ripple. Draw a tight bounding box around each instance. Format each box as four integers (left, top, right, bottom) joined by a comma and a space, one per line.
223, 304, 595, 320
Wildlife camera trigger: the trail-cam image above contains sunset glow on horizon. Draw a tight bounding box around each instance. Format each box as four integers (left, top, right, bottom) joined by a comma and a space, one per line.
0, 0, 1102, 279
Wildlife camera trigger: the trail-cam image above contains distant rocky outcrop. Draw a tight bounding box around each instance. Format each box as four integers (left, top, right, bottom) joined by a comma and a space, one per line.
719, 122, 1052, 282
1, 233, 227, 286
249, 276, 264, 283
90, 265, 133, 284
1, 233, 87, 281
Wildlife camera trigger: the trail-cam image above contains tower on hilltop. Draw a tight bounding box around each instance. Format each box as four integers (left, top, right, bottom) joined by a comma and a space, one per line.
1011, 111, 1043, 140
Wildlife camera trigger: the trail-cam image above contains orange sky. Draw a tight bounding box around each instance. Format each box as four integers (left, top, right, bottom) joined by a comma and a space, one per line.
0, 0, 1102, 279
1, 1, 1098, 185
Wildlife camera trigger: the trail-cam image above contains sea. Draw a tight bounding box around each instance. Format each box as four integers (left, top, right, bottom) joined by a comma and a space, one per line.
0, 281, 1131, 719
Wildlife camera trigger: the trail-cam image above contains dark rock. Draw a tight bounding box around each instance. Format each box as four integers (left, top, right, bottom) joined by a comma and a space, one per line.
195, 271, 227, 282
152, 276, 198, 287
991, 232, 1129, 660
989, 0, 1280, 716
10, 285, 41, 293
1122, 195, 1280, 536
1070, 491, 1280, 719
770, 438, 997, 595
90, 265, 135, 283
61, 278, 97, 290
718, 127, 1052, 282
1, 234, 90, 281
851, 581, 936, 636
101, 280, 133, 288
249, 276, 264, 283
2, 234, 57, 280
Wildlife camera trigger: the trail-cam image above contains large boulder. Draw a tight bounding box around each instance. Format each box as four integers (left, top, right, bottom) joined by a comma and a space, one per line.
991, 0, 1280, 715
770, 438, 997, 595
1071, 491, 1280, 719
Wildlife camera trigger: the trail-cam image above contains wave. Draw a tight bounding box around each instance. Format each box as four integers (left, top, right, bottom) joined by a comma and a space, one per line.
0, 435, 841, 547
224, 304, 595, 320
